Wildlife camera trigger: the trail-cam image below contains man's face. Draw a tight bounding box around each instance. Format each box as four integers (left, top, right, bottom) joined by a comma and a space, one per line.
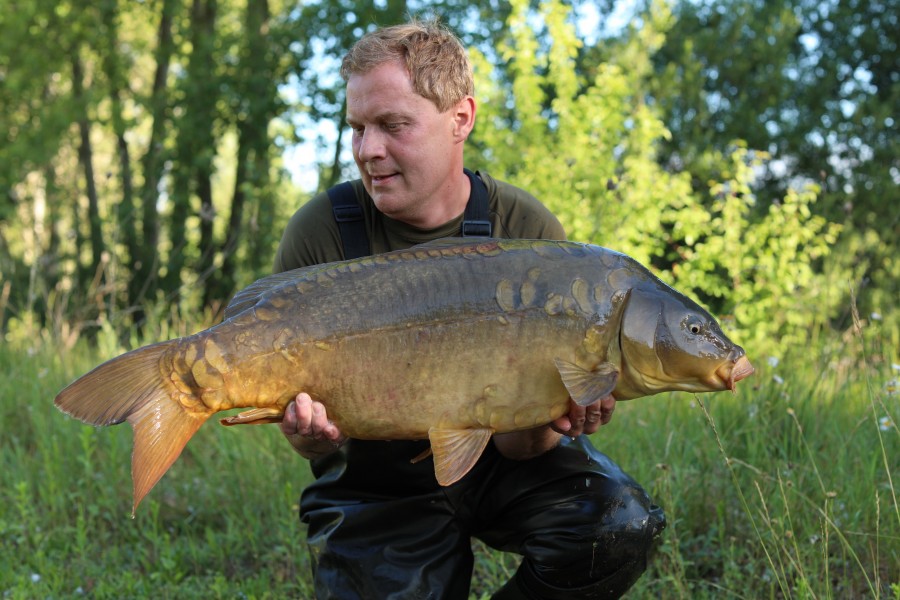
346, 60, 471, 227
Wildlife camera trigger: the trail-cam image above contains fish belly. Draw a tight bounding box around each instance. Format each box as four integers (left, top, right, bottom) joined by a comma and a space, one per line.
292, 313, 582, 440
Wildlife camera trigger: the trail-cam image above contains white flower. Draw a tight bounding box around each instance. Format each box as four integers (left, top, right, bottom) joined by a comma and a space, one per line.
773, 374, 784, 385
870, 312, 882, 321
30, 573, 40, 583
767, 356, 780, 368
891, 363, 900, 372
879, 416, 894, 431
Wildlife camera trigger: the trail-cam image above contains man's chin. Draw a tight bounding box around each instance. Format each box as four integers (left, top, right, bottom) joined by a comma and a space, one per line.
371, 194, 406, 219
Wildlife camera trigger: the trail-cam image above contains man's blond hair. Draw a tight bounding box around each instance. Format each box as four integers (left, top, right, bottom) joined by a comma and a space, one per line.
341, 18, 474, 113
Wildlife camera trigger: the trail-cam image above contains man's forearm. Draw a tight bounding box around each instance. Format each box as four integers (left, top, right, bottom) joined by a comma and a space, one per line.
492, 426, 563, 460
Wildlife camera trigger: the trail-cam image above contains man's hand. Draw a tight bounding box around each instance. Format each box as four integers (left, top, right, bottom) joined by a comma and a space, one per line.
493, 395, 616, 460
550, 394, 616, 437
280, 393, 347, 459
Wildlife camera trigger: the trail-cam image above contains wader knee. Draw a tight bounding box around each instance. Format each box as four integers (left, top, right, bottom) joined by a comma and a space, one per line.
492, 502, 666, 600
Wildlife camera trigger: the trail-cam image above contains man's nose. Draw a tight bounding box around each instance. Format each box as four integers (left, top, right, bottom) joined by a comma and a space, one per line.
356, 128, 386, 162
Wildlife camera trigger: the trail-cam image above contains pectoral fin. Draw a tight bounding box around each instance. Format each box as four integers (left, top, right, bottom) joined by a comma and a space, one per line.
219, 406, 284, 426
219, 407, 284, 426
554, 359, 619, 406
410, 447, 433, 464
428, 427, 493, 486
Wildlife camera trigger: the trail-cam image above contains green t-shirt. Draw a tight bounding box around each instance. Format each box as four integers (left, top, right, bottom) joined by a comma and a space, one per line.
273, 170, 566, 273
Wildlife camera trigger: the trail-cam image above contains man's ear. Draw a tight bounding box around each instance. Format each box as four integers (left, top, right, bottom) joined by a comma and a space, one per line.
451, 96, 476, 141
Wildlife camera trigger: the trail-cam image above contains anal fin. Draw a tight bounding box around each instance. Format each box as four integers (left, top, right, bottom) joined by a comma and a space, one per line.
428, 427, 493, 486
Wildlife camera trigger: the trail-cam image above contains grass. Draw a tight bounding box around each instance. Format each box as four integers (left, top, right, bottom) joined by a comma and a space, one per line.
1, 315, 897, 599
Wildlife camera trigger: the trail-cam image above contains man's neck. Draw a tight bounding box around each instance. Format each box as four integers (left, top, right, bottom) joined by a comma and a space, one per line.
405, 168, 472, 230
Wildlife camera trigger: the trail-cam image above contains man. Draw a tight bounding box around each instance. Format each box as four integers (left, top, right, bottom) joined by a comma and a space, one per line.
275, 19, 665, 599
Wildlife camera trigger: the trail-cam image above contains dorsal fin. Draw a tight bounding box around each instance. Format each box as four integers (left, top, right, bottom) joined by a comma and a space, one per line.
410, 237, 496, 250
223, 265, 329, 320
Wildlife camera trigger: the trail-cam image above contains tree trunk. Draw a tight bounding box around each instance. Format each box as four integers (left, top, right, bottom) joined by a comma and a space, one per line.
136, 0, 176, 320
165, 0, 218, 303
324, 99, 347, 191
72, 55, 105, 286
194, 0, 219, 303
99, 0, 139, 318
211, 0, 273, 308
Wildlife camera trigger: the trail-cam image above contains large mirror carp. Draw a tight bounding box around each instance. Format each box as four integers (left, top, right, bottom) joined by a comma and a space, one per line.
56, 238, 754, 513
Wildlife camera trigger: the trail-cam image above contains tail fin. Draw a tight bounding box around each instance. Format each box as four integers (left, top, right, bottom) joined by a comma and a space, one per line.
55, 341, 211, 515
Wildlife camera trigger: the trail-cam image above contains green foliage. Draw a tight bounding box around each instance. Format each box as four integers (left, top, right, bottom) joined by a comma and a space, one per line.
671, 144, 843, 354
470, 0, 701, 271
650, 0, 899, 341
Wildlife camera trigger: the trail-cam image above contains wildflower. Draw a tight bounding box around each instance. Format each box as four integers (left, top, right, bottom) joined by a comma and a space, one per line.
892, 363, 900, 372
30, 573, 40, 583
886, 380, 898, 395
870, 312, 883, 321
809, 534, 820, 544
773, 374, 784, 385
767, 356, 780, 368
880, 416, 894, 431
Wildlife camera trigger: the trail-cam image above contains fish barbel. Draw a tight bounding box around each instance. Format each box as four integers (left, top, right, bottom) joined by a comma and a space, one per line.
55, 238, 754, 512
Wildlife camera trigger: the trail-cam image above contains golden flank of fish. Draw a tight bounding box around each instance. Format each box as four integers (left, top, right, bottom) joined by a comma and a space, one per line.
55, 238, 754, 513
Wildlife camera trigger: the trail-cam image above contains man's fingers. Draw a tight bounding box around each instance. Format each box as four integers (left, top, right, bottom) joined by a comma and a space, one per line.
560, 395, 617, 436
280, 400, 298, 435
598, 394, 615, 425
296, 394, 314, 435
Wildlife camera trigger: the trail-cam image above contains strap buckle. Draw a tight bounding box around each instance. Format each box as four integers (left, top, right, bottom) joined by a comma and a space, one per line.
461, 220, 492, 237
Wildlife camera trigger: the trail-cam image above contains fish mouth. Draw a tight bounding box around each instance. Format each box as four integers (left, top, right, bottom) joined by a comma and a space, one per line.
716, 355, 755, 392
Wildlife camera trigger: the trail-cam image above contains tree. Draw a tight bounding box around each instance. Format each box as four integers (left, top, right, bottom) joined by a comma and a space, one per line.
651, 0, 898, 318
470, 0, 703, 268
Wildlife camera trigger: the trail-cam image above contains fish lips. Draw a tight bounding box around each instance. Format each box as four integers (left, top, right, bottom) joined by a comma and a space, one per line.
715, 354, 755, 392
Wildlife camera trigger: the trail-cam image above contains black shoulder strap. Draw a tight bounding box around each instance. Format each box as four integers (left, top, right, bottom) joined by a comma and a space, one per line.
462, 168, 492, 237
327, 181, 371, 260
328, 170, 491, 260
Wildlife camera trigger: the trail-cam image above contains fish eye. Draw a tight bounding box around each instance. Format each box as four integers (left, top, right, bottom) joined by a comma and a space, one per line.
686, 318, 703, 335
